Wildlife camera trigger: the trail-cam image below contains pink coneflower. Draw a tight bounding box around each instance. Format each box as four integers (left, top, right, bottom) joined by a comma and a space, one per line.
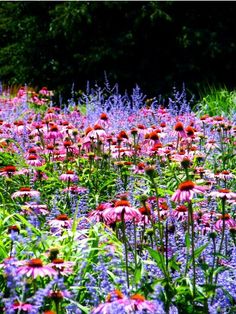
138, 205, 153, 224
33, 170, 48, 182
215, 214, 236, 232
94, 112, 111, 128
132, 162, 146, 174
205, 139, 219, 150
171, 180, 207, 203
26, 155, 43, 166
125, 294, 160, 313
59, 170, 78, 182
17, 258, 57, 278
0, 165, 17, 177
11, 187, 40, 199
174, 121, 186, 138
62, 185, 87, 194
88, 202, 114, 222
22, 202, 49, 215
91, 291, 162, 314
102, 199, 141, 224
39, 86, 52, 96
12, 301, 33, 312
216, 170, 235, 181
48, 214, 72, 229
91, 290, 125, 314
209, 189, 236, 200
0, 257, 25, 269
171, 205, 188, 221
85, 124, 107, 141
48, 258, 75, 276
46, 124, 63, 140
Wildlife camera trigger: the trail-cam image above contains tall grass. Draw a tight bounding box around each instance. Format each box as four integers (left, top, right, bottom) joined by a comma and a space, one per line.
193, 85, 236, 117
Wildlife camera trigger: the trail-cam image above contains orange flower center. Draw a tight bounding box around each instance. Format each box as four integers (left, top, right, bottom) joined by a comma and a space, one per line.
56, 214, 69, 221
130, 294, 145, 302
174, 122, 184, 131
179, 181, 195, 191
220, 213, 231, 220
94, 124, 103, 130
115, 200, 130, 207
149, 131, 159, 140
100, 113, 108, 120
176, 205, 188, 212
221, 170, 230, 175
28, 258, 43, 267
4, 166, 16, 172
138, 206, 151, 215
50, 125, 59, 132
19, 187, 31, 192
106, 290, 124, 302
218, 189, 230, 193
52, 258, 64, 264
66, 170, 74, 175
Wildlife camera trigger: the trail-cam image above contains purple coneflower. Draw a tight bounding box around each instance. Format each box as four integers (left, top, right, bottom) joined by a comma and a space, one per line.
26, 154, 43, 167
209, 189, 236, 200
215, 214, 236, 232
48, 258, 75, 276
171, 180, 206, 203
11, 187, 40, 199
59, 170, 78, 182
48, 214, 72, 229
17, 258, 57, 278
12, 301, 33, 312
102, 199, 141, 225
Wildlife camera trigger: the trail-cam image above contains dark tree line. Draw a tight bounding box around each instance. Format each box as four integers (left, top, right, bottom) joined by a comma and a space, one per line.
0, 1, 236, 100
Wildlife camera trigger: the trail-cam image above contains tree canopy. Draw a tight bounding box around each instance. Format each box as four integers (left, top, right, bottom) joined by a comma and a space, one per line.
0, 1, 235, 99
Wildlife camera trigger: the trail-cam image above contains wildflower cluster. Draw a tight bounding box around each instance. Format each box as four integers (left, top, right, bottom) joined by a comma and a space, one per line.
0, 84, 235, 313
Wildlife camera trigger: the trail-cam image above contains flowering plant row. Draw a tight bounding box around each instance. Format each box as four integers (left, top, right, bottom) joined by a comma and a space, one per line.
0, 85, 235, 313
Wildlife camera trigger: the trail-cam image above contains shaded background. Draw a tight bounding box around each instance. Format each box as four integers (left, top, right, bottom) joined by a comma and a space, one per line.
0, 1, 235, 100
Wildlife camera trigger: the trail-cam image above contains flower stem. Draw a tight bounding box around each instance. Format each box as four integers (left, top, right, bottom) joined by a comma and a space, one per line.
121, 209, 130, 290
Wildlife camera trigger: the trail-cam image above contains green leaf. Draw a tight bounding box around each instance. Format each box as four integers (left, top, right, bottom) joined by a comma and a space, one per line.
134, 260, 143, 284
185, 232, 191, 249
188, 242, 209, 266
145, 246, 166, 274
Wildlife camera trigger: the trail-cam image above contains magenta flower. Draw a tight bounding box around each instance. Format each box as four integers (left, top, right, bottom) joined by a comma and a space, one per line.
102, 199, 141, 224
11, 187, 40, 199
46, 124, 63, 140
215, 214, 236, 232
48, 258, 75, 276
17, 258, 57, 278
26, 155, 43, 167
171, 205, 189, 221
59, 170, 78, 182
171, 180, 207, 203
88, 202, 114, 223
91, 290, 163, 314
209, 189, 236, 199
216, 170, 235, 181
12, 301, 33, 312
62, 185, 87, 194
125, 294, 161, 313
48, 214, 72, 229
22, 202, 49, 215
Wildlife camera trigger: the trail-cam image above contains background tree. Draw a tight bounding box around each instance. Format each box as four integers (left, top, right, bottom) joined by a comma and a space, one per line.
0, 1, 235, 101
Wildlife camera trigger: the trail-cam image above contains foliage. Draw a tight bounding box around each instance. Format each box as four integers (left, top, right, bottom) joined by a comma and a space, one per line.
0, 2, 236, 99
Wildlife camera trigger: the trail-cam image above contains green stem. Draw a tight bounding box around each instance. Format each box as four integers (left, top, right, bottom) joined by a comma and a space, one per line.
189, 201, 196, 301
121, 210, 130, 289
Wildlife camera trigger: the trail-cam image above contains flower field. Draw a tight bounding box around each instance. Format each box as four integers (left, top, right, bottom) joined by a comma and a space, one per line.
0, 84, 235, 314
